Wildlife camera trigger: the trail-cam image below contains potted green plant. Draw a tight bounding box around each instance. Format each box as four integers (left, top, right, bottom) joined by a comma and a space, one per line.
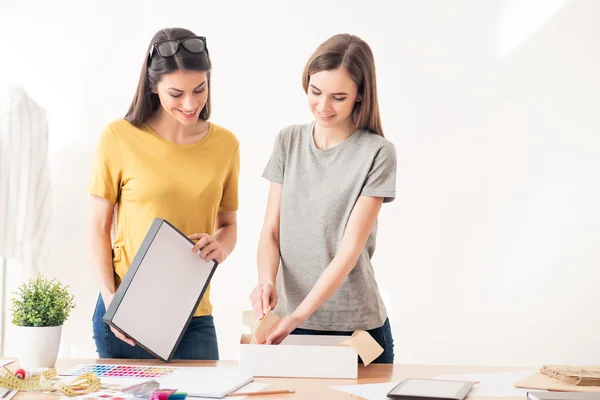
10, 273, 75, 368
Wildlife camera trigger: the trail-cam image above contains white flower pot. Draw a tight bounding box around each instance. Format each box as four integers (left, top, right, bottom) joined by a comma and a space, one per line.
14, 325, 62, 368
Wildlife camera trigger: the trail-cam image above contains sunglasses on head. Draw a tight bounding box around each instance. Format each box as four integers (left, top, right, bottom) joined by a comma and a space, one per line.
147, 36, 207, 66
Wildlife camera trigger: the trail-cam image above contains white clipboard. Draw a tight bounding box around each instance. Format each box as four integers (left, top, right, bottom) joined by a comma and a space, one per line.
103, 218, 218, 361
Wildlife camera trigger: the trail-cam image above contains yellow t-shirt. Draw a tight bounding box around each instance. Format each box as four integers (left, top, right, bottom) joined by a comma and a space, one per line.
86, 119, 239, 316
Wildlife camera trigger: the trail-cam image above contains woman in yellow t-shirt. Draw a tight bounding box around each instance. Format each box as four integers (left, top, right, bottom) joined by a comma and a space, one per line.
86, 28, 239, 360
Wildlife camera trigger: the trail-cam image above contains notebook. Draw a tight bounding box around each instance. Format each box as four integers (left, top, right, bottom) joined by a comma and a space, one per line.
387, 379, 475, 400
528, 391, 600, 400
103, 218, 218, 362
157, 367, 253, 399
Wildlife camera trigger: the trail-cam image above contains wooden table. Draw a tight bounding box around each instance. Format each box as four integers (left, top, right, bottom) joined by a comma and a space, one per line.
10, 359, 528, 399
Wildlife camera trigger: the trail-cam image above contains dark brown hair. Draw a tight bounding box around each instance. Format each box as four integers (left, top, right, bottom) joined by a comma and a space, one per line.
302, 34, 384, 137
125, 28, 212, 127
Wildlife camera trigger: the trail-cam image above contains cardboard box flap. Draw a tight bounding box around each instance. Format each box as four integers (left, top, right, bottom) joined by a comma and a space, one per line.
240, 333, 253, 345
240, 311, 383, 365
241, 310, 280, 344
338, 330, 383, 366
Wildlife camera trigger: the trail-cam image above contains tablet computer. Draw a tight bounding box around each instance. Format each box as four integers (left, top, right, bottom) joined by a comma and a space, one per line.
387, 378, 475, 400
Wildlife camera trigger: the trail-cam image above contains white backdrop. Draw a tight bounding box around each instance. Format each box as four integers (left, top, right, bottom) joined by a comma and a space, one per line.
0, 0, 599, 366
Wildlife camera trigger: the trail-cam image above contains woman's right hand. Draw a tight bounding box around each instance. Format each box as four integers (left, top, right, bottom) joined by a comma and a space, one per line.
250, 283, 278, 320
102, 293, 136, 346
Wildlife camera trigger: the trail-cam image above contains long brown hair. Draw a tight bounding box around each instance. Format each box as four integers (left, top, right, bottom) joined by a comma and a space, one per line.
125, 28, 212, 127
302, 34, 384, 137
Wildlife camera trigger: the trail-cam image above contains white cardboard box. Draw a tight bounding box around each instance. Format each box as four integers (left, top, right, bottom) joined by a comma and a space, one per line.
240, 334, 359, 379
239, 311, 383, 379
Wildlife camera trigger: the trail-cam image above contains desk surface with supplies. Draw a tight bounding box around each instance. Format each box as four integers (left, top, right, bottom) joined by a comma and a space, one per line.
0, 359, 550, 399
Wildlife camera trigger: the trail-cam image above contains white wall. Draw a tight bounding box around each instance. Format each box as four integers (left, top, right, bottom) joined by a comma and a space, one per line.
0, 0, 599, 366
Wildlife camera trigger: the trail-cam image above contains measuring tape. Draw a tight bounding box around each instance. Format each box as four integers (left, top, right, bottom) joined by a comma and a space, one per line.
0, 366, 101, 396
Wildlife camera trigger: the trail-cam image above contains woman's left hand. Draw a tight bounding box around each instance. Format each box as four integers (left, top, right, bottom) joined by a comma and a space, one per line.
188, 233, 227, 264
260, 314, 304, 345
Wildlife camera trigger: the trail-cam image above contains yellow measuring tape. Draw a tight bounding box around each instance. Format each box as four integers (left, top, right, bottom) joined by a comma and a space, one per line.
0, 366, 101, 396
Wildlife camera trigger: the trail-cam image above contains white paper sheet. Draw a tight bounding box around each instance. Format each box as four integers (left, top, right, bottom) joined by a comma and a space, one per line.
434, 370, 536, 398
158, 366, 253, 398
332, 381, 399, 399
55, 376, 151, 399
56, 366, 260, 399
190, 382, 270, 399
57, 381, 270, 400
332, 370, 537, 400
1, 389, 17, 400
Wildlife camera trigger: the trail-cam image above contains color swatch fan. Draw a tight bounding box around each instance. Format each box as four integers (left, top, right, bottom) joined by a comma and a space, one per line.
63, 364, 178, 379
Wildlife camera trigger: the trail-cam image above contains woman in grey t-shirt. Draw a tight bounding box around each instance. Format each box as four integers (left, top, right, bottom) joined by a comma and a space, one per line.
249, 33, 396, 364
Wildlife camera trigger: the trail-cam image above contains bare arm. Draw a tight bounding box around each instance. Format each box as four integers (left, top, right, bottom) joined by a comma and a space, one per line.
293, 196, 384, 321
213, 211, 237, 260
87, 194, 135, 346
87, 194, 116, 303
264, 195, 384, 344
250, 182, 282, 318
190, 211, 237, 264
258, 182, 282, 286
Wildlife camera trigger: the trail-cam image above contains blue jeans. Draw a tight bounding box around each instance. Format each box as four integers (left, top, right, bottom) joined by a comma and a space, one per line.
92, 295, 219, 360
291, 318, 394, 364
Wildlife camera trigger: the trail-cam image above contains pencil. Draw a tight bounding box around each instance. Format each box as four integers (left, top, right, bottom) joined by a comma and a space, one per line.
228, 389, 295, 397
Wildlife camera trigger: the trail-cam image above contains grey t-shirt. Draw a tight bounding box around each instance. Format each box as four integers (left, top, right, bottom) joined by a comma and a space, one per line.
262, 121, 397, 331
